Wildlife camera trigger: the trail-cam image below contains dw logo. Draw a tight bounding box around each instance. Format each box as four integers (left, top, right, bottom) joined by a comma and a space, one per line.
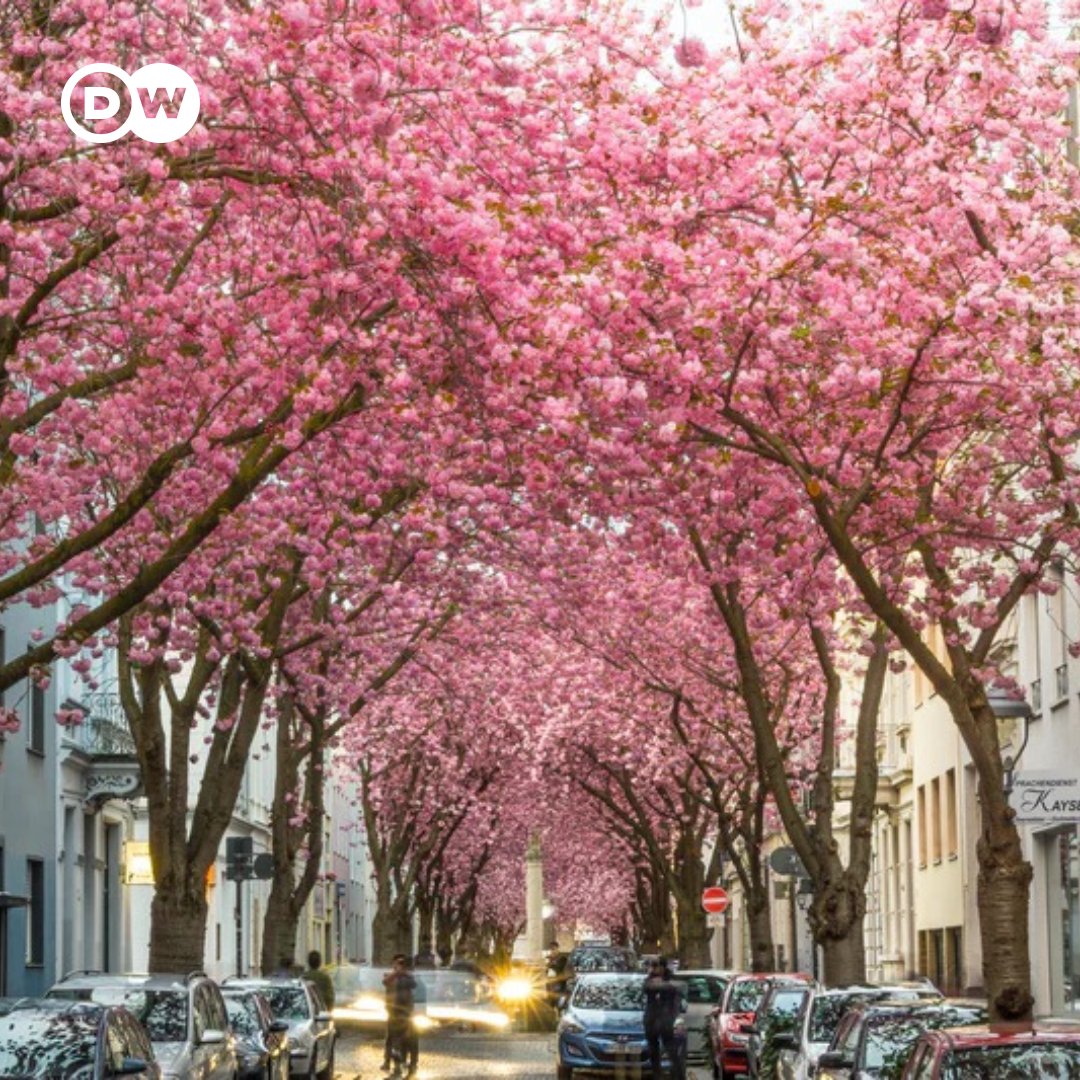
61, 62, 200, 144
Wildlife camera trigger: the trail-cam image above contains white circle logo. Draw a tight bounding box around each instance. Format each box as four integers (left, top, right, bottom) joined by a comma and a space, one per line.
62, 62, 200, 144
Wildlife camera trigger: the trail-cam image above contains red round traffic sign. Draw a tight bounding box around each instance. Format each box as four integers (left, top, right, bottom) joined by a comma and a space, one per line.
702, 886, 729, 914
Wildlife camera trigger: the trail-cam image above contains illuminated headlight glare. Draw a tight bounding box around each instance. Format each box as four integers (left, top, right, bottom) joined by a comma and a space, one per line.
496, 977, 535, 1002
412, 1014, 435, 1032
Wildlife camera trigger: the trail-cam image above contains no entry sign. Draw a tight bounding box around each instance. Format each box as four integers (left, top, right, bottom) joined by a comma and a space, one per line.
701, 886, 729, 914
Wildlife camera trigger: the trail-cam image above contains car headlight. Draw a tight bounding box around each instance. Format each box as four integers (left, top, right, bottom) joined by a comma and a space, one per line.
558, 1017, 585, 1035
240, 1052, 262, 1070
496, 977, 536, 1002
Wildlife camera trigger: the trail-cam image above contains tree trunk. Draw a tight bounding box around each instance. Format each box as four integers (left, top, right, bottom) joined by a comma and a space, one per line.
747, 888, 775, 972
676, 893, 713, 968
974, 754, 1034, 1018
813, 873, 867, 986
417, 898, 435, 954
148, 886, 209, 973
261, 861, 300, 974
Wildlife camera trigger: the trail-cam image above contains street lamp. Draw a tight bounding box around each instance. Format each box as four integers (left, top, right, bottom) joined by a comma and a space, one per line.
986, 687, 1035, 796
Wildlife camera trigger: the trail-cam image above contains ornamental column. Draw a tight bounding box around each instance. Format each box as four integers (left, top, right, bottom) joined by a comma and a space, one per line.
525, 833, 545, 961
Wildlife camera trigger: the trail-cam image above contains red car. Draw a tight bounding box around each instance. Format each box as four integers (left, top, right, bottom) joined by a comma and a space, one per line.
901, 1022, 1080, 1077
709, 973, 814, 1080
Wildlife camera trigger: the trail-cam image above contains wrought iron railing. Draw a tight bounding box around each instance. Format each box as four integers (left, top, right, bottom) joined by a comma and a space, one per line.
81, 693, 137, 756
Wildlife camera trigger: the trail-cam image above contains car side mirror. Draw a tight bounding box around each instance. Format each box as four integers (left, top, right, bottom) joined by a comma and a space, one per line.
270, 1020, 290, 1033
316, 1011, 333, 1023
557, 995, 568, 1011
111, 1058, 150, 1076
817, 1050, 852, 1070
773, 1033, 797, 1051
199, 1028, 226, 1045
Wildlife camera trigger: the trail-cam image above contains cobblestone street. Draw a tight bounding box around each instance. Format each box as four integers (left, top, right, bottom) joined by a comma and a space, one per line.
334, 1029, 714, 1079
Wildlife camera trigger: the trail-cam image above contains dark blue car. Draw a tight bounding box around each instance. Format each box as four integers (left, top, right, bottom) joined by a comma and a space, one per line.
557, 973, 686, 1078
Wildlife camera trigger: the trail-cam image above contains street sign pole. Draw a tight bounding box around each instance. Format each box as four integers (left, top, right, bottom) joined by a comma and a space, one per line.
235, 876, 243, 978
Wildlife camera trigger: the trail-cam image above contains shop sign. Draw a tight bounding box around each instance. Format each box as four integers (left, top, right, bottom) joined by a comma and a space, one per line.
1011, 771, 1080, 823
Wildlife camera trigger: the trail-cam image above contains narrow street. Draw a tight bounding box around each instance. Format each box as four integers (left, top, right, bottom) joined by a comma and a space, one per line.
334, 1029, 714, 1080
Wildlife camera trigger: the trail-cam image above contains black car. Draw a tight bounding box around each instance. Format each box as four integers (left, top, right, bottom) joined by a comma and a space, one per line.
223, 988, 290, 1080
0, 999, 161, 1079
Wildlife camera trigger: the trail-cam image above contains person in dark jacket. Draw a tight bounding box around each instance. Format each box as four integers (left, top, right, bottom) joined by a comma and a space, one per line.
382, 954, 417, 1078
643, 957, 685, 1080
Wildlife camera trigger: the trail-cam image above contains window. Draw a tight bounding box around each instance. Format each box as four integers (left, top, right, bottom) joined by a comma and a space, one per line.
27, 664, 45, 755
930, 778, 942, 863
26, 858, 44, 966
917, 786, 928, 867
945, 769, 958, 858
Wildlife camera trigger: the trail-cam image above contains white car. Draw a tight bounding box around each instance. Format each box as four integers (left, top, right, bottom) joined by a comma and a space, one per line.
47, 971, 238, 1080
223, 978, 336, 1080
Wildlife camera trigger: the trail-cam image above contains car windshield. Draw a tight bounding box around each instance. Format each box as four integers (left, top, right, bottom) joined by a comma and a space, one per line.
811, 994, 875, 1042
77, 988, 187, 1043
573, 979, 646, 1012
0, 1021, 98, 1079
764, 989, 807, 1021
863, 1018, 929, 1077
225, 997, 261, 1037
863, 1009, 988, 1079
942, 1043, 1080, 1078
728, 980, 768, 1014
674, 976, 725, 1005
261, 987, 310, 1021
570, 949, 636, 973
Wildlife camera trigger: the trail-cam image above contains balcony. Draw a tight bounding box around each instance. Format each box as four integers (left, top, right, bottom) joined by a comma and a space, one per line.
65, 692, 143, 806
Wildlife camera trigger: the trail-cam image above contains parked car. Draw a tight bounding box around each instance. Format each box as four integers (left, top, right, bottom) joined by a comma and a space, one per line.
746, 979, 814, 1079
223, 978, 335, 1080
671, 970, 734, 1071
222, 987, 291, 1080
0, 999, 161, 1079
47, 971, 237, 1080
711, 973, 814, 1080
556, 972, 686, 1079
815, 999, 988, 1080
547, 944, 639, 1008
901, 1022, 1080, 1078
776, 985, 944, 1080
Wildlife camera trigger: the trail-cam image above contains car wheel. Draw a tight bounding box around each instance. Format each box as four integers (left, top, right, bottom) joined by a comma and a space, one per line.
315, 1042, 335, 1080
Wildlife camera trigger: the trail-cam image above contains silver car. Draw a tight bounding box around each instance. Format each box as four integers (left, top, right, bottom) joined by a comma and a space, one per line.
671, 970, 735, 1070
223, 978, 335, 1079
47, 971, 237, 1080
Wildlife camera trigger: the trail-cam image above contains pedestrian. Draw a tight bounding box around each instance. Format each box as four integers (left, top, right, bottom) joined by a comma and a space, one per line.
305, 949, 335, 1010
381, 953, 417, 1078
273, 956, 295, 978
643, 957, 685, 1080
405, 958, 426, 1077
